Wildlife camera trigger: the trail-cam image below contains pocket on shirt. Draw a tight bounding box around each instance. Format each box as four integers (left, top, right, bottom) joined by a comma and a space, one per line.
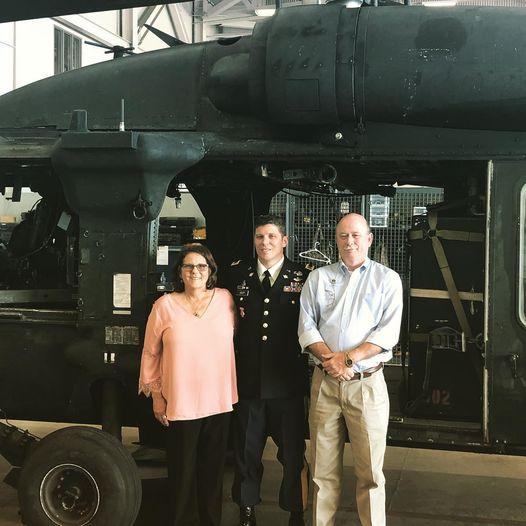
279, 292, 301, 306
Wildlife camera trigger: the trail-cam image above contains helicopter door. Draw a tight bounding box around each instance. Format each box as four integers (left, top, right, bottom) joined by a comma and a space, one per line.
487, 160, 526, 449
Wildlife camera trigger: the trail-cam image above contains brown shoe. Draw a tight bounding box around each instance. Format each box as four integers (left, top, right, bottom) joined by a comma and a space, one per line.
239, 505, 256, 526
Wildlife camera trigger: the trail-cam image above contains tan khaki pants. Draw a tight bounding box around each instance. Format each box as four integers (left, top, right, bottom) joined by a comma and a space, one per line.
309, 367, 389, 526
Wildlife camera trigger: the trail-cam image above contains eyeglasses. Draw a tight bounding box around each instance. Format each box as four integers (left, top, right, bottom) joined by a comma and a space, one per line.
181, 263, 209, 272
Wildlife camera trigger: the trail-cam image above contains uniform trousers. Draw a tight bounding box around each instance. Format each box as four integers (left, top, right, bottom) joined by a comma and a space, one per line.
232, 396, 308, 512
166, 412, 231, 526
309, 367, 389, 526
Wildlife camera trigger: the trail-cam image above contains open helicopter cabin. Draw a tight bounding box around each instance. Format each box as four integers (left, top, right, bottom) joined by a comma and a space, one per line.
0, 149, 526, 455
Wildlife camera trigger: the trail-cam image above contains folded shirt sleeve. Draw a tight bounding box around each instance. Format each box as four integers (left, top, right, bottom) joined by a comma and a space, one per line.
366, 271, 404, 351
298, 271, 325, 355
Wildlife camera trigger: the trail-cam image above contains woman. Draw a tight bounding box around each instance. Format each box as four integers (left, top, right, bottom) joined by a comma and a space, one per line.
139, 243, 237, 526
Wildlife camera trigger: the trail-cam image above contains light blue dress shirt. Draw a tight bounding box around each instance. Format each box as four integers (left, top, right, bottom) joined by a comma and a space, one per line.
298, 257, 403, 373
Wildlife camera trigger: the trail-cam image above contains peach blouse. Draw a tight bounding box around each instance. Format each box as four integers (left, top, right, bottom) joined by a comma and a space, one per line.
138, 288, 238, 421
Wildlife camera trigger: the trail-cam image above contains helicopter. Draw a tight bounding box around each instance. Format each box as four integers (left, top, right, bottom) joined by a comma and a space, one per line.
1, 0, 526, 524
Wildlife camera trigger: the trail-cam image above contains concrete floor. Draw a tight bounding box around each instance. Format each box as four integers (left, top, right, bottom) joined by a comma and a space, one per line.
1, 421, 526, 525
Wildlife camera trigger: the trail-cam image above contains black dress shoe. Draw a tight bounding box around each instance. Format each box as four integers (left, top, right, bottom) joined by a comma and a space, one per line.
239, 505, 256, 526
289, 511, 305, 526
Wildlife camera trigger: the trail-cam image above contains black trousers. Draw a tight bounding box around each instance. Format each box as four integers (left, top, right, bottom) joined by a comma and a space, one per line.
166, 412, 231, 526
232, 396, 307, 512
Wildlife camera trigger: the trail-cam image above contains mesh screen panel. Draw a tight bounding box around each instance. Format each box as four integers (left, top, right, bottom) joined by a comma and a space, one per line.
269, 187, 444, 364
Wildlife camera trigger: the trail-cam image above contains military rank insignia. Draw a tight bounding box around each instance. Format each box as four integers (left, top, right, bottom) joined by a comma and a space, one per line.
283, 282, 303, 293
236, 280, 250, 297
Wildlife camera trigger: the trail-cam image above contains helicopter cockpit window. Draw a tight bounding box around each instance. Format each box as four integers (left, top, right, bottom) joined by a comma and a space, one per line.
519, 185, 526, 328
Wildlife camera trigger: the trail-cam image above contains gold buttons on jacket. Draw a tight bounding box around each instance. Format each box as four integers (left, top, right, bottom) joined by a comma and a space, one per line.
263, 310, 269, 316
263, 323, 268, 328
262, 335, 268, 341
264, 298, 270, 303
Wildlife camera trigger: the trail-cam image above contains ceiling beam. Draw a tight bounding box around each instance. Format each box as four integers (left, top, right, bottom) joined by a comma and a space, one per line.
204, 0, 243, 18
138, 5, 157, 27
166, 4, 192, 43
138, 4, 165, 44
0, 1, 190, 24
239, 0, 254, 10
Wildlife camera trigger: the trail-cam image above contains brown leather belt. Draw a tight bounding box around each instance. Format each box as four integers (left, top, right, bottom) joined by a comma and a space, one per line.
316, 362, 384, 380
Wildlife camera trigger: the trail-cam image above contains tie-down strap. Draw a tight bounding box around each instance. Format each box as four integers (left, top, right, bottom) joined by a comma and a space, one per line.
410, 212, 484, 339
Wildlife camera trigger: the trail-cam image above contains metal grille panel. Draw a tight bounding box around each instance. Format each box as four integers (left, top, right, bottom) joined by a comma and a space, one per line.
270, 187, 444, 364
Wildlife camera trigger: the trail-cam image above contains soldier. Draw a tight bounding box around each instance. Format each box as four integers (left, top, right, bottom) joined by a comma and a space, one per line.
228, 214, 310, 526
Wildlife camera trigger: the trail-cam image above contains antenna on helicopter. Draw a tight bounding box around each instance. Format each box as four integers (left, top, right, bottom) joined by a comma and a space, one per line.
85, 40, 135, 59
144, 24, 185, 46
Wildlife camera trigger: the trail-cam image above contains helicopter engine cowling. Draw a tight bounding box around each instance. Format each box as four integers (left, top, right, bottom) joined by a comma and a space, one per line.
240, 5, 526, 131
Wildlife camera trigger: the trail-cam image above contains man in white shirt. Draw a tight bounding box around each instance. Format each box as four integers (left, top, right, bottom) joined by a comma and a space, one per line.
298, 213, 403, 526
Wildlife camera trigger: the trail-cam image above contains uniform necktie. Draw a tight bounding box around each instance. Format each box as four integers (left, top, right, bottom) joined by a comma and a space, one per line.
262, 270, 271, 294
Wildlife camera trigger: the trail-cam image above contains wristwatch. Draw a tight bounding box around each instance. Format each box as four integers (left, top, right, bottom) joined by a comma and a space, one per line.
344, 351, 353, 368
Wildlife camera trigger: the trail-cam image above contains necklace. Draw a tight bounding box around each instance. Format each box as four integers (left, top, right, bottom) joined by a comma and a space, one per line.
184, 289, 215, 318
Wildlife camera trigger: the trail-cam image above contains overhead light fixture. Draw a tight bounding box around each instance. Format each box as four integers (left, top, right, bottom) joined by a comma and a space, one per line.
422, 0, 457, 5
255, 7, 276, 16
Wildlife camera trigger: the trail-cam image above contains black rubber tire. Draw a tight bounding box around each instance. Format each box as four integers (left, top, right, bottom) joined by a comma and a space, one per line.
18, 426, 142, 526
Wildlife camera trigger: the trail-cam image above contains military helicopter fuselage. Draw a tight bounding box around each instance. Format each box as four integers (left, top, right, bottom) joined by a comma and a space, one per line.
1, 3, 526, 524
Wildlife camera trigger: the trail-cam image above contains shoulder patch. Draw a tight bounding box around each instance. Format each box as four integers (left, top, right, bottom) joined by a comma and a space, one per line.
231, 260, 242, 266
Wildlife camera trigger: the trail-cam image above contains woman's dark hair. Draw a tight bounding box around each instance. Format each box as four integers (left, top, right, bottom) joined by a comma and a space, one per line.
172, 243, 218, 292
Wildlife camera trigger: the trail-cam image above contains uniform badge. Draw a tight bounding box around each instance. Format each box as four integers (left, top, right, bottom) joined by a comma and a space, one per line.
294, 271, 303, 277
249, 272, 254, 277
283, 275, 288, 279
231, 260, 241, 266
305, 263, 315, 271
285, 281, 303, 293
236, 281, 250, 297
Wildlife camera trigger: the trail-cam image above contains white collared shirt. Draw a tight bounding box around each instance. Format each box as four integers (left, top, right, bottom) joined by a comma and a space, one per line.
257, 256, 284, 286
298, 257, 403, 372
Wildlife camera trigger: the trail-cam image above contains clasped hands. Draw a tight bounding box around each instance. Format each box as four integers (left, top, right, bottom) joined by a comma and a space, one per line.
321, 350, 355, 381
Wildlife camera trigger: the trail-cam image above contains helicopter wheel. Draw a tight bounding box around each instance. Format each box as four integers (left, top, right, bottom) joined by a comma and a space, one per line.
18, 426, 141, 526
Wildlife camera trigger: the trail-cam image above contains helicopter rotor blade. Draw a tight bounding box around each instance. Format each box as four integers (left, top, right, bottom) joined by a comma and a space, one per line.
85, 40, 112, 50
144, 24, 185, 46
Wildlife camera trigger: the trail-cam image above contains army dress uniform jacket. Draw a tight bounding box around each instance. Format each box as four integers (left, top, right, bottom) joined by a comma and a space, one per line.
228, 257, 310, 400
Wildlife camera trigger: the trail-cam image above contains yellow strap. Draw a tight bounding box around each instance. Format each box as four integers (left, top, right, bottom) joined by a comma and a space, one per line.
410, 288, 483, 302
427, 212, 473, 338
408, 229, 484, 242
